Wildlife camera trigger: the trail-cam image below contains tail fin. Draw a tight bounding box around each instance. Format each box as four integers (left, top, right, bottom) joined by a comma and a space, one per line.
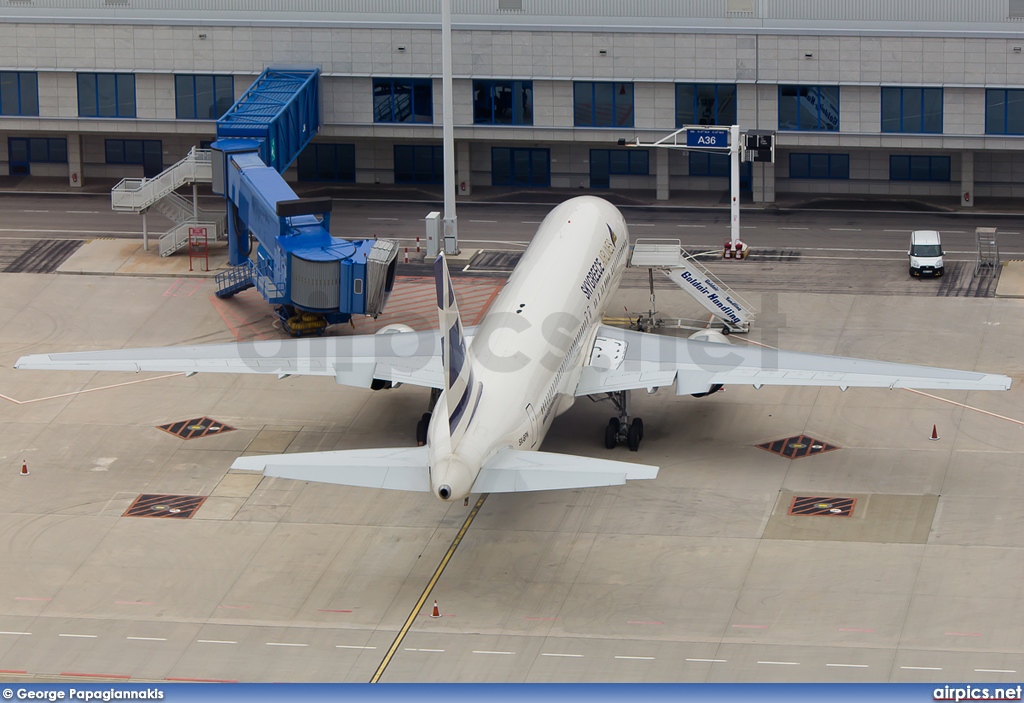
434, 254, 475, 438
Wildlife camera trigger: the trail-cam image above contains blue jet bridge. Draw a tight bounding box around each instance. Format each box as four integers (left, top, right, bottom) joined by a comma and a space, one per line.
212, 68, 397, 335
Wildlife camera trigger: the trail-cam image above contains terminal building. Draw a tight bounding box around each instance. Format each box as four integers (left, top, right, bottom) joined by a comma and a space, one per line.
1, 0, 1023, 206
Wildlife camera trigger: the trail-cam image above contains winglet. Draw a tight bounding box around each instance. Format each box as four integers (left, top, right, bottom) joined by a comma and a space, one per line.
434, 254, 475, 438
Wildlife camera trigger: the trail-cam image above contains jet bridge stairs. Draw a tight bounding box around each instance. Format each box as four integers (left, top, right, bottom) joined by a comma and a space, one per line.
628, 238, 755, 334
110, 147, 226, 257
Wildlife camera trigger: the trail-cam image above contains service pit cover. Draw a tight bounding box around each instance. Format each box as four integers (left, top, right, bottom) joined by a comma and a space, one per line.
124, 494, 207, 519
157, 417, 235, 440
757, 434, 839, 460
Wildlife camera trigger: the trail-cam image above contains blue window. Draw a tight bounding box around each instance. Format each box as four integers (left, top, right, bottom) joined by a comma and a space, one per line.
78, 73, 136, 118
374, 79, 432, 123
689, 152, 731, 178
676, 84, 736, 127
985, 89, 1024, 135
105, 139, 162, 177
8, 137, 66, 164
574, 82, 634, 128
789, 153, 850, 179
473, 80, 533, 125
590, 149, 648, 188
881, 87, 942, 134
0, 72, 39, 116
889, 155, 950, 182
9, 137, 65, 176
778, 85, 839, 131
298, 143, 355, 182
175, 75, 234, 120
394, 144, 442, 183
492, 148, 550, 187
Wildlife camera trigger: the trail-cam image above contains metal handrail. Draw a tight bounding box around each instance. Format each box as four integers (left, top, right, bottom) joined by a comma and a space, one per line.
252, 260, 285, 303
159, 219, 221, 257
110, 148, 213, 212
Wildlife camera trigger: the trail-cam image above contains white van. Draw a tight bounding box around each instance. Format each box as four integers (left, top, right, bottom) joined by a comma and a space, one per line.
908, 230, 944, 277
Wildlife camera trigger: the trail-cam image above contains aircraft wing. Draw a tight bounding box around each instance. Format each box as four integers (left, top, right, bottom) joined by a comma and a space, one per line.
576, 325, 1012, 396
231, 446, 658, 494
15, 331, 445, 390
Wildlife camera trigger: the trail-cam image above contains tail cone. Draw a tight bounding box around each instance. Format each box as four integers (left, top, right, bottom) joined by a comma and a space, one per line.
929, 424, 939, 441
20, 462, 28, 476
430, 600, 440, 618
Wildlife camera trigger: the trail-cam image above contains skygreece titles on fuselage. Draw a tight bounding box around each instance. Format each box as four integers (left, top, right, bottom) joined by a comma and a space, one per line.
580, 229, 617, 302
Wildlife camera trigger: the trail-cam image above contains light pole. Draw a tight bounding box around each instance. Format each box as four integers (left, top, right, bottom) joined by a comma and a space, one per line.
620, 125, 748, 258
441, 0, 458, 254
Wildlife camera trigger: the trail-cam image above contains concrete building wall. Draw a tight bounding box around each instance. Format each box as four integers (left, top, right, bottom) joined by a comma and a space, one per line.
2, 13, 1023, 201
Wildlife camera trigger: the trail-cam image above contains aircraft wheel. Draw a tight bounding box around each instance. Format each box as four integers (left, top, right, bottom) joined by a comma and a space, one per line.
626, 422, 642, 452
608, 416, 620, 429
632, 417, 644, 442
416, 419, 428, 446
604, 423, 618, 450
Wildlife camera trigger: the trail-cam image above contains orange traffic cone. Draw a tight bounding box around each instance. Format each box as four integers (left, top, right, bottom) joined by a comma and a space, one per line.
20, 461, 28, 476
430, 600, 440, 618
929, 424, 940, 441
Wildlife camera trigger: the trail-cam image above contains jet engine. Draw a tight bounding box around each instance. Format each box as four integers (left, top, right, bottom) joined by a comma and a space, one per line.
685, 328, 731, 397
369, 323, 416, 390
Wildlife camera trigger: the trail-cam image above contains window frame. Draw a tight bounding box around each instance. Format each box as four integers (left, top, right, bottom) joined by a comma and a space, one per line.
788, 153, 850, 180
297, 143, 356, 182
777, 85, 840, 132
0, 72, 39, 116
104, 139, 161, 166
394, 144, 443, 183
881, 87, 942, 134
889, 154, 951, 182
373, 78, 434, 124
573, 81, 634, 128
78, 73, 136, 118
985, 88, 1024, 135
174, 74, 235, 120
675, 84, 737, 128
472, 79, 534, 126
491, 147, 550, 187
8, 137, 67, 163
688, 151, 731, 178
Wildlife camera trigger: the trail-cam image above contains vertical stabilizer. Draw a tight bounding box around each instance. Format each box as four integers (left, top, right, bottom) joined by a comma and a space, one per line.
434, 254, 475, 440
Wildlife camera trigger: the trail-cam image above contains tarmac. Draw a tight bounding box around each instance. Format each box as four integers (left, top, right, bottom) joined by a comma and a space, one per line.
995, 260, 1024, 298
0, 251, 1022, 682
5, 174, 1024, 216
1, 178, 1023, 682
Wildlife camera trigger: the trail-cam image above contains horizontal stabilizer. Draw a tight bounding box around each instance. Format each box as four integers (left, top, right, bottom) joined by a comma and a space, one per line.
472, 448, 658, 493
231, 446, 430, 492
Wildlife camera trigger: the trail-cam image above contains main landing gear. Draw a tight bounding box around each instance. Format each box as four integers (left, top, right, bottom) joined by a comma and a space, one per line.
416, 388, 442, 446
602, 390, 644, 452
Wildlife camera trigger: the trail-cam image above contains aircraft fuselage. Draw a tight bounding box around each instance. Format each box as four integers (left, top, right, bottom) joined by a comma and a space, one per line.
427, 196, 630, 500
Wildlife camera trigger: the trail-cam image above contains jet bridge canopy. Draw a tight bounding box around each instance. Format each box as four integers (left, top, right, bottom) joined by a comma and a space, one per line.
216, 68, 320, 174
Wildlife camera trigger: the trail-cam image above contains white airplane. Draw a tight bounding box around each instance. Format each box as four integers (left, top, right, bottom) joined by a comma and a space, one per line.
15, 196, 1011, 502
